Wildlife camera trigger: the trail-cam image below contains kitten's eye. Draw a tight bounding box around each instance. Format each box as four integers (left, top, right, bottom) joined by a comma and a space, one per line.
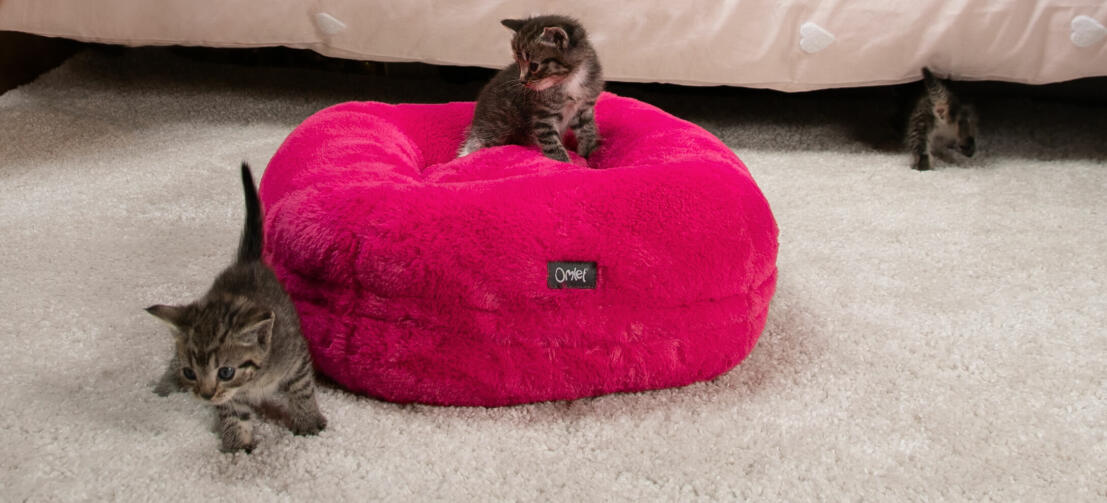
528, 62, 539, 73
181, 368, 196, 380
217, 367, 235, 381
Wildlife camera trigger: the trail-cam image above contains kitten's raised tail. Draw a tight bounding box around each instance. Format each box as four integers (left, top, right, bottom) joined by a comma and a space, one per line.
237, 162, 264, 263
921, 67, 943, 93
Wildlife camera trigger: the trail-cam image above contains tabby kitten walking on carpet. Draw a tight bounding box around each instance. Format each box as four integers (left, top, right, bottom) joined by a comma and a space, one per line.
459, 15, 604, 162
907, 67, 978, 171
147, 163, 326, 454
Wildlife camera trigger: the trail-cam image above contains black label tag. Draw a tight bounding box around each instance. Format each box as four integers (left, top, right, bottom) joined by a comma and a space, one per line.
547, 261, 597, 289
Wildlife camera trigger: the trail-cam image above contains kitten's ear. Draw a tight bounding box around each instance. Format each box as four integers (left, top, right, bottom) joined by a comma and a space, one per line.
540, 26, 569, 49
569, 24, 587, 44
501, 19, 526, 32
146, 304, 189, 333
234, 311, 274, 349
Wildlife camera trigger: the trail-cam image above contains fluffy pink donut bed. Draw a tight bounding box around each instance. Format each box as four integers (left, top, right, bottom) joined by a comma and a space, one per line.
259, 92, 778, 407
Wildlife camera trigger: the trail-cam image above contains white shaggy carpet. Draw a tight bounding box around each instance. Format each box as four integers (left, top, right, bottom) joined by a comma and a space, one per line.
1, 49, 1104, 501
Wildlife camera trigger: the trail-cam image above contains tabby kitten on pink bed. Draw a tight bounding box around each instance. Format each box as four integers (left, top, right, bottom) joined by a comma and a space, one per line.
148, 163, 326, 454
459, 15, 604, 162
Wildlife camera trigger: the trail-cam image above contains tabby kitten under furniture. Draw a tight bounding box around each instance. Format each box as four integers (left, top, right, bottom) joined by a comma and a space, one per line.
459, 15, 604, 162
907, 68, 978, 171
148, 163, 326, 454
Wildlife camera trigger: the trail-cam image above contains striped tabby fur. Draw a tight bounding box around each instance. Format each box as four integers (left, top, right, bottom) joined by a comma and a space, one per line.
459, 15, 604, 162
147, 163, 325, 453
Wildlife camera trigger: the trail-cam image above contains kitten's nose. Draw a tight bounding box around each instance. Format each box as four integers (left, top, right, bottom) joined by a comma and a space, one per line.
200, 391, 214, 400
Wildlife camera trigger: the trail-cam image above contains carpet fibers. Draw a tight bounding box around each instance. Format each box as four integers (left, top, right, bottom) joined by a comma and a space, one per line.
1, 49, 1104, 501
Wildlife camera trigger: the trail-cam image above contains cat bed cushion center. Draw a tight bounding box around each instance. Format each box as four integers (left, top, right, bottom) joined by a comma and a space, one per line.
259, 93, 778, 406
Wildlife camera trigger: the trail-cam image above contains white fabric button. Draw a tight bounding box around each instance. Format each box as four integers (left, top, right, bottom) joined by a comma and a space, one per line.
800, 22, 835, 54
1071, 15, 1107, 48
314, 12, 347, 36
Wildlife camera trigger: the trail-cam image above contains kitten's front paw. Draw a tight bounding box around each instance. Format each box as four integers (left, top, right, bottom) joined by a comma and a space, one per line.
912, 156, 932, 171
543, 148, 571, 163
153, 378, 184, 397
934, 148, 959, 164
577, 137, 599, 158
220, 438, 257, 454
290, 414, 327, 436
458, 137, 484, 158
219, 423, 256, 453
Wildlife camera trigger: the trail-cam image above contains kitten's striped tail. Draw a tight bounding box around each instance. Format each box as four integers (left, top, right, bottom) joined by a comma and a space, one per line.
237, 162, 264, 263
921, 67, 943, 94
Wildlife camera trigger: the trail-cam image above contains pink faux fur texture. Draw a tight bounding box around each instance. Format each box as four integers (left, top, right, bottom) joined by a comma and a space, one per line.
259, 93, 778, 406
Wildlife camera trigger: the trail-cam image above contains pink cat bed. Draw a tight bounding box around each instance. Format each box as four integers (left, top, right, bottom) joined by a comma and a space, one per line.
259, 93, 778, 406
